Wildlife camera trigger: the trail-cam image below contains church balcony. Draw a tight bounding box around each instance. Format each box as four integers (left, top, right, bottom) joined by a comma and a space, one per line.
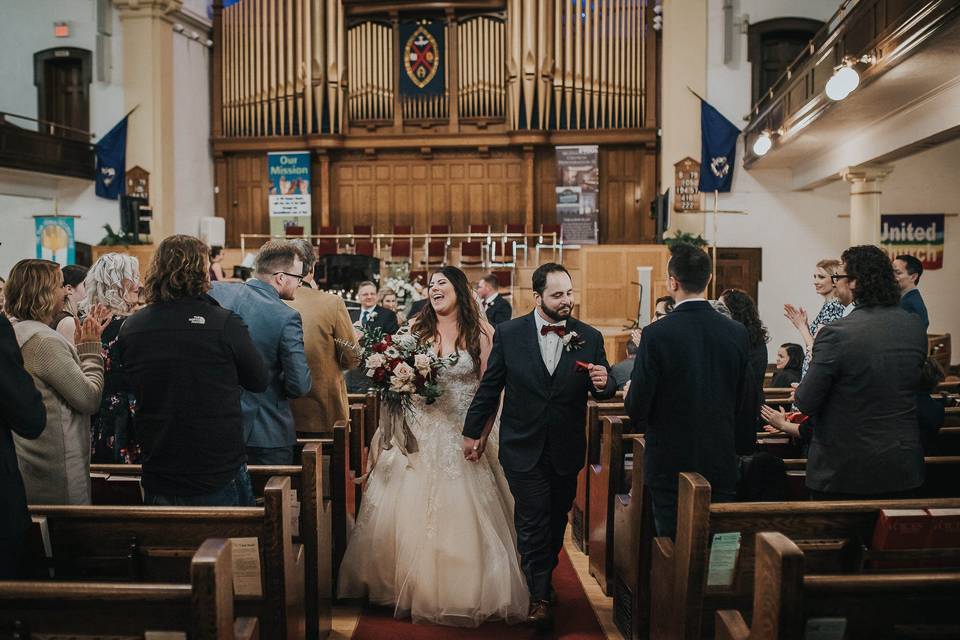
0, 112, 95, 182
742, 0, 960, 189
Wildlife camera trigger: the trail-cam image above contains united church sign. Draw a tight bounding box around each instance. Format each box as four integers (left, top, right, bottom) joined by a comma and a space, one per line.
880, 214, 945, 270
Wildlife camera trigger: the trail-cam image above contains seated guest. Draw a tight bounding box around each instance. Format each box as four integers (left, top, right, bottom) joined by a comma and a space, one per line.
85, 253, 143, 464
626, 244, 756, 538
720, 288, 769, 397
210, 240, 312, 465
52, 264, 89, 344
794, 245, 926, 500
119, 235, 268, 506
209, 245, 226, 282
288, 240, 360, 437
770, 343, 803, 388
0, 313, 46, 578
6, 259, 107, 505
477, 273, 513, 325
893, 254, 929, 330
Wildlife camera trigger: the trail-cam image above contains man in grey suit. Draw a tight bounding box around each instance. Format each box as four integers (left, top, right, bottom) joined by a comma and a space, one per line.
795, 245, 927, 499
210, 240, 312, 465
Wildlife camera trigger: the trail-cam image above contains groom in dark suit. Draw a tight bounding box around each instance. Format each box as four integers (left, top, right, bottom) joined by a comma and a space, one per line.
464, 263, 617, 628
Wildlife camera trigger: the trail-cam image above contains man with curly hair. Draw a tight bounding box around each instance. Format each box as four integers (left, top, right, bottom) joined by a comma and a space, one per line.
794, 245, 927, 499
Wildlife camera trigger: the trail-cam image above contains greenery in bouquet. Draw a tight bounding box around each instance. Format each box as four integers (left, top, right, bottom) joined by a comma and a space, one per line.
354, 324, 455, 411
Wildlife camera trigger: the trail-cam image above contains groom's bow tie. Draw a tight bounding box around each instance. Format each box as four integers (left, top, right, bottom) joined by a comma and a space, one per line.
541, 325, 566, 337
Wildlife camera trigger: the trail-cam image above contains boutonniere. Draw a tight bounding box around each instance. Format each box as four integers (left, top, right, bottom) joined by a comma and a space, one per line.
562, 331, 586, 352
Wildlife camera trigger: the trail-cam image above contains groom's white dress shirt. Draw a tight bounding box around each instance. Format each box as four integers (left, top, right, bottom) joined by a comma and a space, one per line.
534, 310, 566, 375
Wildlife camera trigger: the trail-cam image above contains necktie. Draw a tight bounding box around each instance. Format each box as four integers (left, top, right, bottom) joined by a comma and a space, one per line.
541, 324, 566, 337
361, 310, 369, 325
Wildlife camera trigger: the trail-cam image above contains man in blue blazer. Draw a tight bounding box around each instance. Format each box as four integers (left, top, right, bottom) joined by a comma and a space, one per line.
211, 240, 312, 465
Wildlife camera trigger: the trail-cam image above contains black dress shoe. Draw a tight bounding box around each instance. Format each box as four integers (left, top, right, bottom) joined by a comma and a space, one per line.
527, 600, 554, 630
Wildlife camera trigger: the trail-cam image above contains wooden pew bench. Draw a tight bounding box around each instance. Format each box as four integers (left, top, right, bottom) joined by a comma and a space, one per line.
649, 472, 960, 640
89, 444, 333, 640
587, 415, 632, 595
28, 476, 304, 640
0, 539, 258, 640
716, 532, 960, 640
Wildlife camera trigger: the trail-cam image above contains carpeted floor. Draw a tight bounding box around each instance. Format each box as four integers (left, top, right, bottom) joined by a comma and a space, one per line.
350, 549, 608, 639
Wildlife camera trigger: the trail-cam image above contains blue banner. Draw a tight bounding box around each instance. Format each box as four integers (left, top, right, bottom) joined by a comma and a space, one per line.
35, 216, 76, 267
698, 100, 740, 193
268, 151, 312, 237
95, 116, 128, 200
399, 20, 445, 98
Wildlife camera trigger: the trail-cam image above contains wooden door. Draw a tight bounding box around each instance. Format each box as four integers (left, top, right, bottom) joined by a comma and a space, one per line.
43, 58, 89, 138
715, 247, 762, 303
226, 154, 270, 248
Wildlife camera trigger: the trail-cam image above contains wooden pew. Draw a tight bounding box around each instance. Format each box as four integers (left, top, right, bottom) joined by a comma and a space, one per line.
781, 455, 960, 500
588, 415, 631, 595
649, 472, 960, 640
0, 538, 258, 640
715, 532, 960, 640
932, 425, 960, 455
573, 399, 629, 552
28, 476, 304, 640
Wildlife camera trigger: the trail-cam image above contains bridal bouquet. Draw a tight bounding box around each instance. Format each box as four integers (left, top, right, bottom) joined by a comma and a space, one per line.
341, 325, 456, 456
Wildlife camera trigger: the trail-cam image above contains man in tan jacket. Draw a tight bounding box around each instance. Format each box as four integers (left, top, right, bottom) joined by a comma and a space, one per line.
287, 240, 360, 435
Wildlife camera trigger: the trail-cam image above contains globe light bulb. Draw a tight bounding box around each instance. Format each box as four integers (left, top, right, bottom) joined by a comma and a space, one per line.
825, 65, 860, 101
752, 132, 772, 156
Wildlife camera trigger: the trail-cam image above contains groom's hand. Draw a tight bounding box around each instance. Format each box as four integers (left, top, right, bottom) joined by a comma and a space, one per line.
588, 364, 609, 390
462, 436, 481, 462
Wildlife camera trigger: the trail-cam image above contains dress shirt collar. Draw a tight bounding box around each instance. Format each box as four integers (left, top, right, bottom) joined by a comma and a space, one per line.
673, 297, 706, 309
534, 308, 566, 331
485, 292, 499, 305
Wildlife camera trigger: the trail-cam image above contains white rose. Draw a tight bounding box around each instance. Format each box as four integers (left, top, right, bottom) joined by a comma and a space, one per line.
413, 353, 432, 376
389, 375, 416, 394
384, 346, 401, 359
392, 361, 416, 383
396, 334, 418, 350
365, 353, 386, 370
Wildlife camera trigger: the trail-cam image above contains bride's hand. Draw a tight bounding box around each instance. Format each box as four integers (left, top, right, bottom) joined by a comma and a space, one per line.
462, 436, 481, 462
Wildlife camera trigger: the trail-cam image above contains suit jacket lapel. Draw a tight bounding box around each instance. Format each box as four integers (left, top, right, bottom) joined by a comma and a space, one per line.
551, 317, 579, 387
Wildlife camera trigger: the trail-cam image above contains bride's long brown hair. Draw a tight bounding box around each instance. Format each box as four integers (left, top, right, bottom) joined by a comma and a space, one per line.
411, 266, 485, 376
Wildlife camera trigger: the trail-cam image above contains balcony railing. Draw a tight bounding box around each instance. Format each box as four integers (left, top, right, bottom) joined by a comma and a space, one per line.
0, 112, 95, 181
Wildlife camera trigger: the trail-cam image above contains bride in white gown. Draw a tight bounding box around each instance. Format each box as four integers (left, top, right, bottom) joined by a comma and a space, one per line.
337, 266, 529, 627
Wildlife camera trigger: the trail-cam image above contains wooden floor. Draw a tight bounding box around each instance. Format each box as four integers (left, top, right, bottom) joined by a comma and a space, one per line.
329, 530, 621, 639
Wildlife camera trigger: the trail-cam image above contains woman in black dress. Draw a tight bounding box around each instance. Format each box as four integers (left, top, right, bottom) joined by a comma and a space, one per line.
85, 253, 143, 464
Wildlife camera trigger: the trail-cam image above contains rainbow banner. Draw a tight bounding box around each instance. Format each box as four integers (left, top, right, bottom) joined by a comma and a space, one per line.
880, 214, 944, 270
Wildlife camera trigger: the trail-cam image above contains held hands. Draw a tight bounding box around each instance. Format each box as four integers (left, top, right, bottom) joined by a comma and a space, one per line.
74, 304, 112, 345
462, 436, 486, 462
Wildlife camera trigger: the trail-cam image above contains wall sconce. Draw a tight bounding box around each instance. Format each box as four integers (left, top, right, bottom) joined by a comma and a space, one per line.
825, 54, 876, 101
751, 127, 784, 157
652, 3, 663, 31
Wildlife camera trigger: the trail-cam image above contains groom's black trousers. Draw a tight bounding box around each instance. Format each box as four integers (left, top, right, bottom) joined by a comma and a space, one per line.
503, 444, 579, 602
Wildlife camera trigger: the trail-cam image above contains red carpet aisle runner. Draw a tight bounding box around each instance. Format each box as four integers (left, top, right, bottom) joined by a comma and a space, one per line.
350, 549, 607, 639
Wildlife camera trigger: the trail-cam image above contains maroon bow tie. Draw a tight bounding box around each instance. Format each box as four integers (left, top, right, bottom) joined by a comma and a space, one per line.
541, 325, 566, 337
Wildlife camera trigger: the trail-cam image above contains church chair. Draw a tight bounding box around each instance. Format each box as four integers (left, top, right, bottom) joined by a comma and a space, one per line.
491, 268, 513, 299
421, 239, 447, 267
430, 224, 451, 246
392, 224, 412, 236
536, 224, 564, 263
388, 239, 412, 264
459, 241, 485, 268
489, 239, 517, 268
354, 239, 374, 257
352, 224, 373, 238
0, 539, 258, 640
505, 223, 529, 264
315, 238, 338, 258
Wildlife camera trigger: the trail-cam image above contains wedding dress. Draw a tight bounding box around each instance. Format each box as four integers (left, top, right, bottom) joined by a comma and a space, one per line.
337, 351, 529, 627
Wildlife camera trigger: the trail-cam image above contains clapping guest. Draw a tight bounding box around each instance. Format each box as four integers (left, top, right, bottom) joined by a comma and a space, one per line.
119, 235, 268, 506
793, 245, 926, 499
784, 259, 845, 378
52, 264, 89, 344
720, 288, 770, 396
5, 259, 107, 505
770, 343, 804, 389
84, 253, 143, 464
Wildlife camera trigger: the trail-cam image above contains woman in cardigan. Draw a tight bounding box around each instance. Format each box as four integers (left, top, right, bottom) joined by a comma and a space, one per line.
84, 253, 142, 464
5, 259, 109, 505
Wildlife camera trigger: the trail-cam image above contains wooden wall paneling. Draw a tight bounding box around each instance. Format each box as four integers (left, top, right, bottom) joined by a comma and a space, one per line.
226, 154, 270, 247
535, 146, 557, 233
214, 156, 229, 222
579, 245, 670, 326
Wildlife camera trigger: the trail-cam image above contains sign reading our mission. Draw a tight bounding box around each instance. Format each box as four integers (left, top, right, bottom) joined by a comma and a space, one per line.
267, 151, 312, 237
880, 213, 945, 270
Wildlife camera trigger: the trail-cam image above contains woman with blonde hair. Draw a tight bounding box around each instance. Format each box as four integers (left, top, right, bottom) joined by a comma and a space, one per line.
784, 258, 845, 378
84, 253, 143, 463
4, 259, 109, 504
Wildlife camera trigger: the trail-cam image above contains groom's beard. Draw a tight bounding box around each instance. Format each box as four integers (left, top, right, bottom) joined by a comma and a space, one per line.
539, 302, 571, 323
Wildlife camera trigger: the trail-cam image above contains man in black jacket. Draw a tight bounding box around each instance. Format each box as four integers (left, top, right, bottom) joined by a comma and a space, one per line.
464, 263, 617, 628
477, 273, 513, 325
626, 244, 757, 538
795, 245, 926, 499
0, 313, 46, 578
120, 235, 269, 506
348, 281, 400, 335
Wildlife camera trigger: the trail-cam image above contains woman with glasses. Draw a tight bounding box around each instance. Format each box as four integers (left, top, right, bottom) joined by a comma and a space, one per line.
84, 253, 143, 463
783, 258, 845, 379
